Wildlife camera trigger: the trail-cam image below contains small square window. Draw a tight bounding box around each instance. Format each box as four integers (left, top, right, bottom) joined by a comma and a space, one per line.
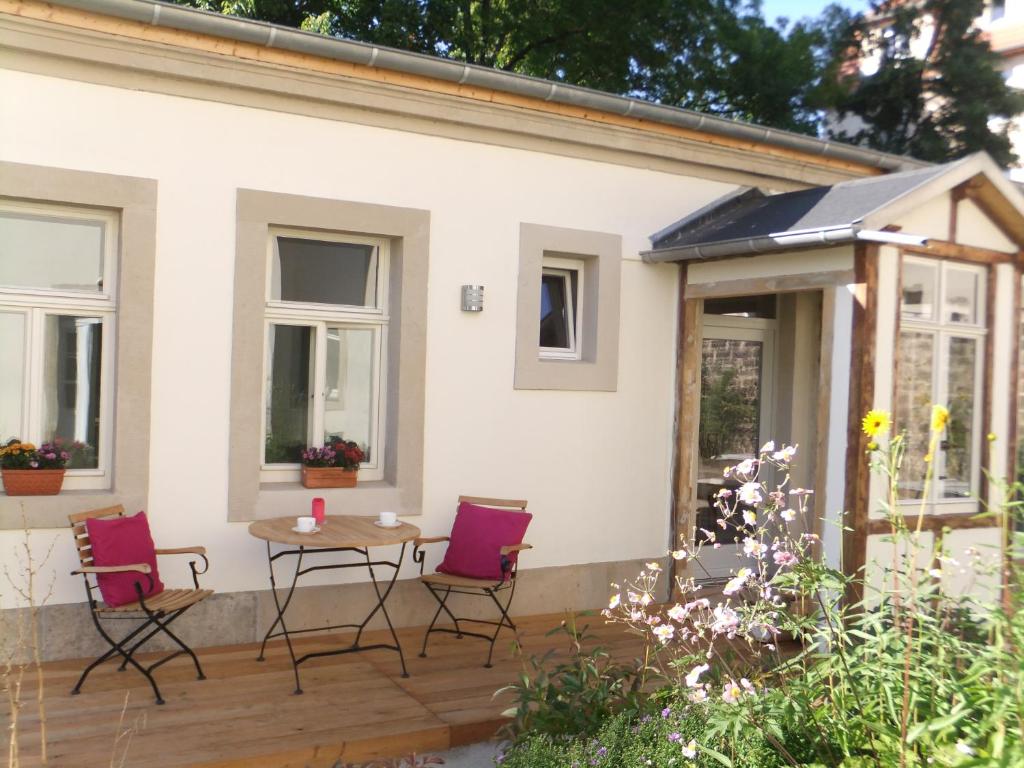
539, 256, 582, 359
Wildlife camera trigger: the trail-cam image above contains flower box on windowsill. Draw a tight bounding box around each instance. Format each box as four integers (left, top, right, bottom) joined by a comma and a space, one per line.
301, 467, 358, 489
2, 469, 66, 496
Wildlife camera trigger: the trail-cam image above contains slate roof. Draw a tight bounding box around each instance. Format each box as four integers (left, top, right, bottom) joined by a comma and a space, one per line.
649, 163, 952, 258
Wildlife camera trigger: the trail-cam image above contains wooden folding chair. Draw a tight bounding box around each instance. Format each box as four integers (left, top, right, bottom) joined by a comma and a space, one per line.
68, 505, 213, 704
412, 495, 531, 668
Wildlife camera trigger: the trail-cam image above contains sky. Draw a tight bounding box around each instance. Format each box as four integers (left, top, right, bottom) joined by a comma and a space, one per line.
759, 0, 871, 26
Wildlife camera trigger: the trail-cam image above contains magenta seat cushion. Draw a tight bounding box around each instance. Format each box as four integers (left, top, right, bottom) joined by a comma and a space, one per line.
85, 511, 165, 607
437, 501, 532, 581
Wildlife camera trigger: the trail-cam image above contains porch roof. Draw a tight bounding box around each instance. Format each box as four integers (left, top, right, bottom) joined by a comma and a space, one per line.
642, 153, 1024, 263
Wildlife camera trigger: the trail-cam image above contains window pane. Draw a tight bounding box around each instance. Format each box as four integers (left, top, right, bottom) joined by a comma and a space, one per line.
323, 327, 374, 463
697, 338, 764, 546
540, 273, 571, 348
944, 268, 979, 325
0, 312, 25, 441
943, 336, 978, 499
271, 237, 377, 307
42, 316, 102, 468
698, 339, 763, 465
901, 260, 937, 320
895, 331, 934, 501
0, 212, 105, 293
265, 325, 312, 463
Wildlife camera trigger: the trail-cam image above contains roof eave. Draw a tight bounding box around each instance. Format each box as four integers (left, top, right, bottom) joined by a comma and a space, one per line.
641, 227, 929, 263
43, 0, 928, 175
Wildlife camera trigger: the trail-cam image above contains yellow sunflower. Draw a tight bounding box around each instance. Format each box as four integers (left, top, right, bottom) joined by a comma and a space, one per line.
862, 410, 891, 438
931, 405, 950, 433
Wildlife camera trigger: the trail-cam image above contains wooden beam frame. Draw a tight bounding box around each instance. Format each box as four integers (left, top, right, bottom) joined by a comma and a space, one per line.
842, 243, 879, 601
980, 263, 998, 504
901, 241, 1015, 265
866, 513, 999, 535
683, 270, 855, 300
670, 267, 702, 599
811, 288, 837, 560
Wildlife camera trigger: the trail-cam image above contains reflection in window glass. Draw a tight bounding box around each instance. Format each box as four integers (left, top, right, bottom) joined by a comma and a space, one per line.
944, 269, 979, 324
901, 260, 937, 320
697, 338, 764, 546
0, 213, 105, 293
943, 336, 978, 498
42, 316, 102, 468
323, 327, 374, 462
0, 312, 24, 441
265, 325, 312, 463
271, 237, 377, 307
540, 272, 573, 349
895, 331, 934, 501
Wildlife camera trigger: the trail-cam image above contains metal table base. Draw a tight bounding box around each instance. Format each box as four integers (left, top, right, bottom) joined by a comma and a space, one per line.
256, 540, 409, 694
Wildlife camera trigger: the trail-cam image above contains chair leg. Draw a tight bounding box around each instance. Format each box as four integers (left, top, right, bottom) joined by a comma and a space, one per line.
146, 608, 207, 681
420, 585, 461, 658
483, 582, 518, 669
72, 614, 158, 697
74, 614, 167, 705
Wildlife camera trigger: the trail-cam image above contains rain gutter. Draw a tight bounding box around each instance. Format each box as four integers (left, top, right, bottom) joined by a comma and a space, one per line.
47, 0, 926, 175
640, 226, 928, 263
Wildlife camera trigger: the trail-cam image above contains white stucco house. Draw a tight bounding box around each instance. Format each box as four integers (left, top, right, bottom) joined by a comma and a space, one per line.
1, 0, 1022, 659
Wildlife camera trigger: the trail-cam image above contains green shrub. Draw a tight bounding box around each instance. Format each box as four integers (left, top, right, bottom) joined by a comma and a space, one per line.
498, 699, 781, 768
498, 614, 646, 743
499, 406, 1024, 767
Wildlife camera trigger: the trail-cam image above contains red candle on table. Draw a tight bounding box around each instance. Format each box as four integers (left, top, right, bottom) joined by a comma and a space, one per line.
312, 497, 325, 525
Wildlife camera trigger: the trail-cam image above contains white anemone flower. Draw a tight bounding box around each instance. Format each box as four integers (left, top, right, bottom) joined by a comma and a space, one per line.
738, 482, 763, 505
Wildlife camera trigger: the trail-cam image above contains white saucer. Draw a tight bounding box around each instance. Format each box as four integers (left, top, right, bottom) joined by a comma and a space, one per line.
373, 520, 402, 528
291, 525, 321, 534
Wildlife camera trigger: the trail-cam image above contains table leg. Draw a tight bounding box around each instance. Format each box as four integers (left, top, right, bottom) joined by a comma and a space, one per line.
363, 542, 409, 678
259, 540, 305, 694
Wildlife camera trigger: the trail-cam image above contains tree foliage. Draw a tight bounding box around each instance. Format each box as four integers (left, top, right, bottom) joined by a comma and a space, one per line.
174, 0, 1024, 164
826, 0, 1024, 165
173, 0, 830, 134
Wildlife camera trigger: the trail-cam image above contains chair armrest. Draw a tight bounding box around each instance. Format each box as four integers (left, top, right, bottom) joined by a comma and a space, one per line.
500, 543, 532, 556
155, 546, 207, 556
413, 536, 450, 546
412, 536, 449, 575
72, 563, 151, 576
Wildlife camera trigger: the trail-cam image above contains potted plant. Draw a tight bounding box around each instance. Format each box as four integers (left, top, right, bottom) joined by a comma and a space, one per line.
0, 439, 71, 496
300, 439, 366, 489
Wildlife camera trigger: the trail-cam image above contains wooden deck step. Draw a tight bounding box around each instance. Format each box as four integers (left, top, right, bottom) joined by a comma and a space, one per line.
4, 611, 645, 768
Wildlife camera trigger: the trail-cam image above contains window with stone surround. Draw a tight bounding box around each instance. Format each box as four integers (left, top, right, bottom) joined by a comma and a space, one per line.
895, 255, 987, 510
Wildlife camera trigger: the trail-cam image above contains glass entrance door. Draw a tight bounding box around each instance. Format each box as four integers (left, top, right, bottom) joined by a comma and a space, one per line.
695, 315, 775, 581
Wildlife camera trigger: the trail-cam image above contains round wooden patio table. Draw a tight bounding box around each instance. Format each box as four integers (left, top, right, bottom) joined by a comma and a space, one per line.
248, 515, 421, 693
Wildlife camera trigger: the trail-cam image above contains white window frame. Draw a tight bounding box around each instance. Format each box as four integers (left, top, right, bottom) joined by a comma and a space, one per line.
539, 255, 584, 361
0, 199, 118, 491
898, 256, 987, 512
260, 228, 389, 483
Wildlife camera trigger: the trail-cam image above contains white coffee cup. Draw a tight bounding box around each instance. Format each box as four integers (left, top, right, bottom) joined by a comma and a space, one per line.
296, 515, 317, 533
378, 511, 398, 527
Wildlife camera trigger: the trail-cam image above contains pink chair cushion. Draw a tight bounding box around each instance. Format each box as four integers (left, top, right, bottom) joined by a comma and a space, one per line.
437, 501, 532, 581
85, 511, 165, 607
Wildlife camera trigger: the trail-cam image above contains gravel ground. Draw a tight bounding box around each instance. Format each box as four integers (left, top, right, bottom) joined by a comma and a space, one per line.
432, 742, 502, 767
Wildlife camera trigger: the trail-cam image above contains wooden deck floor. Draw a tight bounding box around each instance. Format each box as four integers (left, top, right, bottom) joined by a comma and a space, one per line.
5, 612, 644, 768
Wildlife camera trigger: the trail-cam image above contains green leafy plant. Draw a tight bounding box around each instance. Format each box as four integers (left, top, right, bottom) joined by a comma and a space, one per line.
497, 614, 647, 745
498, 698, 781, 768
503, 405, 1023, 766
